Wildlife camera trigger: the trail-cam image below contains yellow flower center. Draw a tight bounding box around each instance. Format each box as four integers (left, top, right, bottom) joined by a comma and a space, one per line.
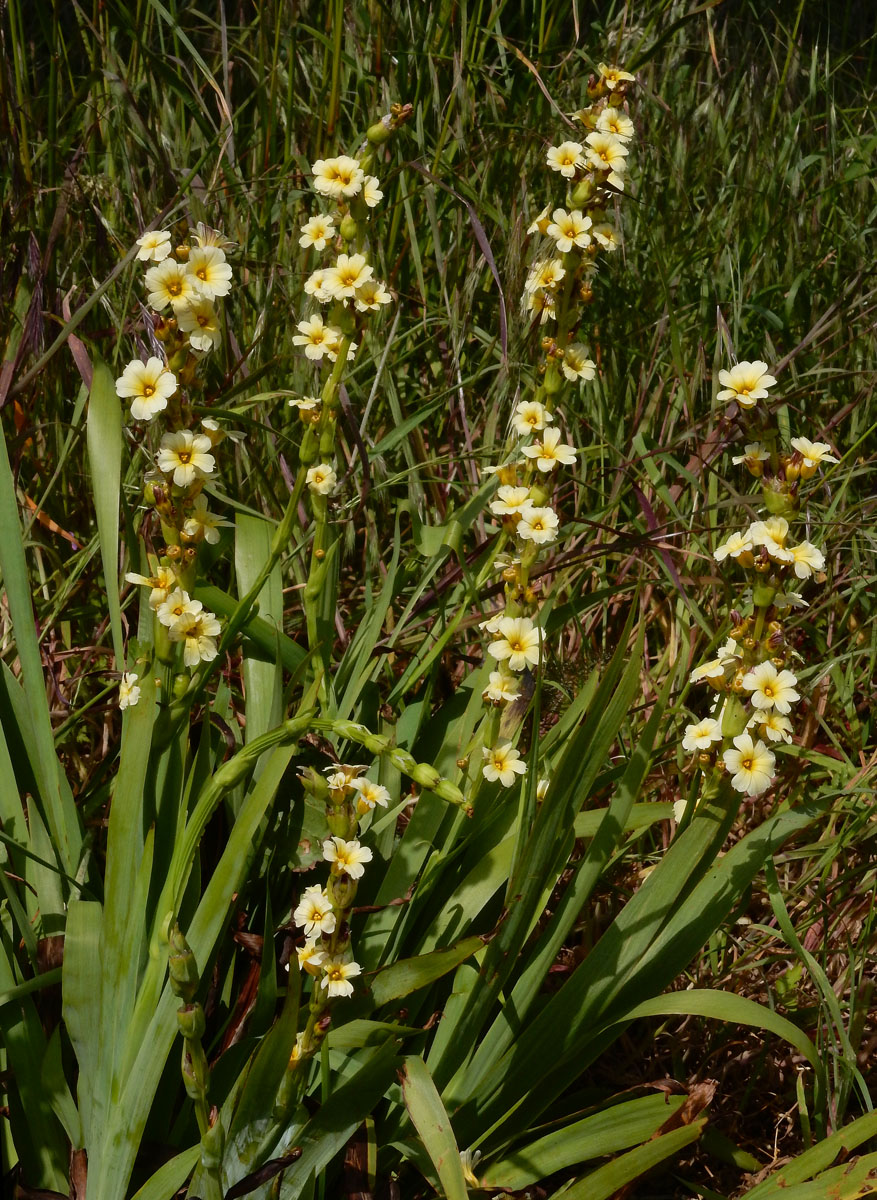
763, 685, 775, 698
143, 384, 155, 397
741, 755, 754, 771
169, 280, 182, 295
327, 966, 344, 982
177, 451, 191, 464
196, 267, 207, 281
197, 314, 209, 328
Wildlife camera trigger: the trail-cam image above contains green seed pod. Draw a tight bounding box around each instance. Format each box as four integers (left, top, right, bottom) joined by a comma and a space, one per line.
177, 1001, 206, 1040
340, 214, 358, 242
367, 119, 391, 144
200, 1117, 225, 1171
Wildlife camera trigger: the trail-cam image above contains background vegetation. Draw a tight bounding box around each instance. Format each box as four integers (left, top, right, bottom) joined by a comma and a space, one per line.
1, 1, 876, 1197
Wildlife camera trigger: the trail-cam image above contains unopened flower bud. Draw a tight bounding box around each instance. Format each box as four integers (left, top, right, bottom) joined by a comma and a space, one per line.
173, 672, 191, 699
340, 214, 358, 241
175, 243, 190, 261
571, 177, 596, 207
298, 767, 330, 802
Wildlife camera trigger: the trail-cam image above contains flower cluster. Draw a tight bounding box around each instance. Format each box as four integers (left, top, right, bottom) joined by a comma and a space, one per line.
475, 65, 636, 792
290, 764, 389, 1048
683, 358, 835, 799
292, 147, 394, 499
526, 61, 635, 334
117, 225, 238, 703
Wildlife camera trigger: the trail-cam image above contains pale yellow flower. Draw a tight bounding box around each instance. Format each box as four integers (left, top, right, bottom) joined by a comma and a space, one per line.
145, 258, 198, 311
293, 885, 336, 938
585, 131, 629, 189
546, 208, 592, 252
546, 141, 586, 178
170, 608, 222, 668
561, 344, 596, 382
516, 504, 559, 544
304, 268, 333, 302
182, 495, 233, 545
320, 956, 362, 998
488, 616, 543, 671
306, 463, 336, 495
311, 155, 364, 198
156, 431, 216, 487
741, 662, 800, 714
597, 63, 636, 89
193, 223, 237, 252
596, 107, 634, 141
731, 443, 770, 467
723, 733, 775, 797
322, 836, 373, 879
297, 940, 327, 977
591, 222, 621, 251
362, 175, 383, 207
324, 252, 374, 300
525, 258, 565, 294
748, 517, 792, 562
187, 245, 233, 300
125, 565, 177, 609
119, 672, 141, 710
484, 667, 521, 704
177, 296, 222, 353
526, 290, 557, 324
716, 361, 777, 407
790, 437, 838, 470
293, 314, 338, 361
354, 278, 392, 312
299, 213, 336, 250
713, 530, 753, 563
513, 400, 553, 436
135, 229, 172, 262
490, 485, 532, 516
787, 541, 825, 579
482, 743, 527, 787
156, 588, 202, 629
350, 777, 391, 815
681, 717, 722, 753
526, 205, 551, 235
288, 395, 321, 412
748, 711, 794, 744
522, 426, 577, 472
115, 356, 176, 421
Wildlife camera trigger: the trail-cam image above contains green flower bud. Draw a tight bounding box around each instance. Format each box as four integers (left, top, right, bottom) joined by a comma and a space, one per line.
299, 767, 330, 802
340, 214, 358, 242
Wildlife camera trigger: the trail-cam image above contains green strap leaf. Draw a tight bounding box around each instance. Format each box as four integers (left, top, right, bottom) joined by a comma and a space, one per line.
400, 1056, 469, 1200
86, 356, 124, 668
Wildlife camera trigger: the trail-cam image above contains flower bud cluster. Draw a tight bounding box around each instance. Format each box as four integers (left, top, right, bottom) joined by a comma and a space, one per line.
683, 359, 836, 799
117, 226, 241, 704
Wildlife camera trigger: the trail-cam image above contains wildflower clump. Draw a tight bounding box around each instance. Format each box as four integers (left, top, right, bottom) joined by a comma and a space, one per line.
121, 222, 239, 691
682, 354, 836, 806
476, 62, 637, 794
